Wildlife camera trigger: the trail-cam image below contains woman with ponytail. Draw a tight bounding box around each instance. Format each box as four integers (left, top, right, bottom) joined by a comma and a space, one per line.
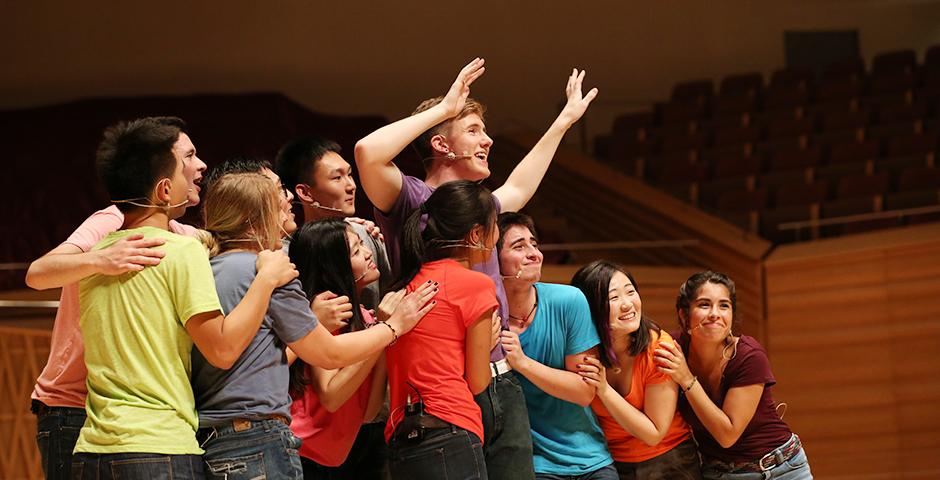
287, 218, 395, 479
191, 172, 436, 479
385, 180, 502, 480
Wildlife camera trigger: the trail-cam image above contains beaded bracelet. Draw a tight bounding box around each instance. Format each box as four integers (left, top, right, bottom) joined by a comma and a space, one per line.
375, 320, 398, 345
684, 376, 698, 393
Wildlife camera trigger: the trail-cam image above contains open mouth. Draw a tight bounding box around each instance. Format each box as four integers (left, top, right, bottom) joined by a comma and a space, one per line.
618, 311, 637, 321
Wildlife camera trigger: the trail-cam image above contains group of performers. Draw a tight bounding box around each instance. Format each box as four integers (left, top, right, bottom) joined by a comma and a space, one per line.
26, 58, 812, 480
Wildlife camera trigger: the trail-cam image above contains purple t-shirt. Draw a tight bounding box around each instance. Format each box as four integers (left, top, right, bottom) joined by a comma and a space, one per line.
676, 334, 792, 463
375, 173, 508, 362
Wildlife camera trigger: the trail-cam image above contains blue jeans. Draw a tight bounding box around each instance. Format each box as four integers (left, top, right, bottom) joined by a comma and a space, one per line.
535, 464, 619, 480
32, 400, 86, 480
702, 436, 813, 480
474, 370, 534, 480
198, 419, 303, 480
71, 453, 205, 479
388, 425, 487, 480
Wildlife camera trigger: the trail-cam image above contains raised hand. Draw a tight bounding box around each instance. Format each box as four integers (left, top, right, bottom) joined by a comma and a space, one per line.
438, 58, 486, 118
311, 291, 354, 333
653, 341, 694, 387
255, 249, 298, 288
387, 280, 438, 335
577, 355, 610, 395
97, 233, 167, 275
556, 68, 599, 129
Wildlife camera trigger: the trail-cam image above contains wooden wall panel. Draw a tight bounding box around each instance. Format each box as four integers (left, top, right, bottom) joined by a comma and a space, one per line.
0, 326, 51, 480
765, 223, 940, 479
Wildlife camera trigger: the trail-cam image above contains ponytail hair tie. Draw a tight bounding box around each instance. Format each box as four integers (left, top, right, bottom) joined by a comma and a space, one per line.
419, 203, 428, 214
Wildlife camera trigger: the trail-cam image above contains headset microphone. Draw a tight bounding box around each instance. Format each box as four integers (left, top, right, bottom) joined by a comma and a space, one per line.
500, 268, 524, 280
354, 270, 369, 282
445, 152, 476, 160
292, 199, 348, 213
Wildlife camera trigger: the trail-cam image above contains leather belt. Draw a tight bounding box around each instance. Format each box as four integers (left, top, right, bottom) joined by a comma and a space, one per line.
705, 434, 803, 474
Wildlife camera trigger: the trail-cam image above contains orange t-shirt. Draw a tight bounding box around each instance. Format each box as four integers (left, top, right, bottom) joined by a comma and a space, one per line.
591, 330, 693, 463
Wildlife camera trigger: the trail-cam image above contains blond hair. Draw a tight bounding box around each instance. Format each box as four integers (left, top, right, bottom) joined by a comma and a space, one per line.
199, 172, 282, 257
412, 96, 486, 170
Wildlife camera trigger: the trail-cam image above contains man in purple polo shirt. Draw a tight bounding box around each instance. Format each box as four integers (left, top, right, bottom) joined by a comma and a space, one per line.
354, 58, 597, 480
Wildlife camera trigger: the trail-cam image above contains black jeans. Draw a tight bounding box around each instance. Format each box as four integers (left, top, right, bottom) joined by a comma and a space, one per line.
300, 421, 388, 479
32, 399, 86, 480
535, 464, 619, 480
388, 425, 487, 480
474, 370, 534, 480
71, 453, 205, 480
614, 438, 703, 480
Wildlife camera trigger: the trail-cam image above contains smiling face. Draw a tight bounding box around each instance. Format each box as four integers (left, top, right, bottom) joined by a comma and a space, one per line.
684, 282, 734, 341
607, 271, 642, 336
438, 113, 493, 181
498, 224, 543, 283
347, 228, 379, 290
309, 151, 357, 217
173, 132, 206, 207
260, 167, 297, 236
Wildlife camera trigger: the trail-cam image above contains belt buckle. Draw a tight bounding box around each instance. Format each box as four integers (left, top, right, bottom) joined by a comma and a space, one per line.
758, 451, 777, 471
233, 418, 252, 432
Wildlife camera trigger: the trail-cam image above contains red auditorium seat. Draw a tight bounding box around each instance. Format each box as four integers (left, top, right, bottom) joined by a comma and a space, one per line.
766, 116, 816, 140
716, 188, 768, 232
770, 147, 822, 172
659, 130, 708, 152
837, 172, 890, 198
612, 111, 655, 136
926, 44, 940, 69
671, 79, 714, 103
819, 108, 871, 132
887, 132, 939, 157
875, 100, 927, 125
713, 125, 762, 148
760, 204, 819, 243
872, 49, 917, 75
774, 180, 830, 207
658, 100, 708, 124
720, 73, 763, 96
869, 70, 916, 96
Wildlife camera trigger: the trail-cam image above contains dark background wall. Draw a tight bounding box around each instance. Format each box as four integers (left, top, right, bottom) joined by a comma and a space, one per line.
4, 1, 940, 143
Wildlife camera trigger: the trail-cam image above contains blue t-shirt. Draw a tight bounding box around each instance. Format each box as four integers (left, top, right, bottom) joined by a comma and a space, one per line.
517, 282, 612, 474
191, 251, 319, 427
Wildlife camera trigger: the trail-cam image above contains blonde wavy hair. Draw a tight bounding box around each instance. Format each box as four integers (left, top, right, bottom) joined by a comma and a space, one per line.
198, 172, 282, 257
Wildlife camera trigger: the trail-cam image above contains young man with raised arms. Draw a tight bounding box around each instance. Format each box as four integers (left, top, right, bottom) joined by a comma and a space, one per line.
355, 58, 597, 480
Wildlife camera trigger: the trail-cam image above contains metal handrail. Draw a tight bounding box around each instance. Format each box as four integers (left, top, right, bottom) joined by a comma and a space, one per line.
777, 204, 940, 231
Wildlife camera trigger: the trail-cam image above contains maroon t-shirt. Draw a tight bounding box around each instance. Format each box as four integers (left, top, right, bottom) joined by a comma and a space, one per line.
676, 334, 792, 463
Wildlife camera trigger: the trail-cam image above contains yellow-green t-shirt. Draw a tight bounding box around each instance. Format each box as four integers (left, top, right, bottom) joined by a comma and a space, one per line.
75, 226, 222, 454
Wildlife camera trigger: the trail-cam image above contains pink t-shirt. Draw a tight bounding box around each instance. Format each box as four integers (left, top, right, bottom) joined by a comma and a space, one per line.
31, 206, 197, 408
289, 307, 377, 467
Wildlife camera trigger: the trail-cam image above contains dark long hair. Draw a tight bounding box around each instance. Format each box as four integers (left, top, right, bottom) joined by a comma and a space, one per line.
286, 218, 365, 395
392, 180, 497, 291
676, 270, 738, 334
570, 260, 660, 368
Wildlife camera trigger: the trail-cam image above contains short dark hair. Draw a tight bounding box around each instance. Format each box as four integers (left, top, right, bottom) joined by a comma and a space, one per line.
275, 136, 342, 191
497, 212, 538, 252
287, 218, 366, 395
570, 260, 661, 367
96, 116, 187, 213
203, 156, 272, 194
675, 270, 738, 333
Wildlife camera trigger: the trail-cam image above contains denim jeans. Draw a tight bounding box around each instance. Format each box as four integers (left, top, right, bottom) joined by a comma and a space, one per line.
614, 438, 703, 480
388, 425, 487, 480
473, 370, 534, 480
32, 400, 86, 480
71, 453, 205, 480
702, 436, 813, 480
534, 464, 618, 480
198, 419, 303, 480
300, 421, 387, 480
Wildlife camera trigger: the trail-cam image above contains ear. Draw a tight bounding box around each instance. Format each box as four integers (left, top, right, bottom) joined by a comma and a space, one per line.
295, 183, 315, 203
430, 134, 450, 156
153, 178, 172, 204
467, 224, 484, 245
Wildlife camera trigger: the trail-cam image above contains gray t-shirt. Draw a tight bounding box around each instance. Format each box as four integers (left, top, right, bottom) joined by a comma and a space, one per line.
191, 251, 318, 427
